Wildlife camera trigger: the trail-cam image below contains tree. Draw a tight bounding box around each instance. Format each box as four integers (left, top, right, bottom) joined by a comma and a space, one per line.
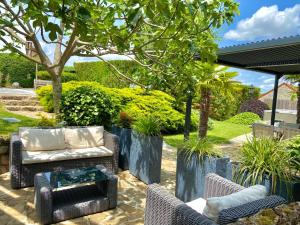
0, 0, 239, 117
194, 63, 239, 138
285, 75, 300, 124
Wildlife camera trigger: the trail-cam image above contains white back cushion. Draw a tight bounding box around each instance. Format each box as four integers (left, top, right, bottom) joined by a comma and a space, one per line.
203, 185, 267, 222
19, 128, 66, 151
186, 197, 207, 214
64, 126, 104, 149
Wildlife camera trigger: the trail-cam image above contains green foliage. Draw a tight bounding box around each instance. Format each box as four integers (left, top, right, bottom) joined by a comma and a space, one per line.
178, 138, 222, 162
74, 60, 146, 88
133, 116, 161, 136
36, 114, 57, 127
36, 81, 194, 134
0, 53, 38, 87
61, 86, 115, 127
226, 112, 261, 125
115, 112, 133, 129
36, 70, 78, 82
235, 137, 294, 194
284, 135, 300, 171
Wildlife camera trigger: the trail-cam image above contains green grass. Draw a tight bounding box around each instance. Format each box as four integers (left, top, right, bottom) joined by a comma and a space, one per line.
0, 108, 38, 137
164, 120, 251, 148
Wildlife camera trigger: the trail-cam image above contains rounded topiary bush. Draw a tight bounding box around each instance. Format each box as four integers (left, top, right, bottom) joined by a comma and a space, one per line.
239, 99, 269, 119
61, 86, 115, 127
227, 112, 261, 125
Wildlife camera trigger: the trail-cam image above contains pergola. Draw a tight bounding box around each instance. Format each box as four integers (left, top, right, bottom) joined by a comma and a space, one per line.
217, 35, 300, 125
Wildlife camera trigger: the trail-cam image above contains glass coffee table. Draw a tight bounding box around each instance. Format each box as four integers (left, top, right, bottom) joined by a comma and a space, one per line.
34, 165, 118, 224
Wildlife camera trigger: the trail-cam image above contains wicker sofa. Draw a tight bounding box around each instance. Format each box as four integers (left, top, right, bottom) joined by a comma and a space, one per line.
10, 126, 119, 189
144, 173, 286, 225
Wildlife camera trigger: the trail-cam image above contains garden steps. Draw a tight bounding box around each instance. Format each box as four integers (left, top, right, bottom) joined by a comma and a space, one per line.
0, 95, 44, 112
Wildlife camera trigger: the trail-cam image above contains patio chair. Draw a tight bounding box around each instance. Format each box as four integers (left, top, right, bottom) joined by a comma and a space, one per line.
144, 173, 286, 225
252, 123, 274, 138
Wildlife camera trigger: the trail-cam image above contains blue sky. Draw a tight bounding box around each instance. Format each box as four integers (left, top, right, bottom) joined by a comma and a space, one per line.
218, 0, 300, 92
66, 1, 300, 93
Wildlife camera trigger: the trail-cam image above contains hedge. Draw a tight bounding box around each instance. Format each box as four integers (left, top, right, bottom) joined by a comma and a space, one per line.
36, 70, 78, 82
36, 81, 196, 133
74, 60, 146, 88
0, 53, 39, 87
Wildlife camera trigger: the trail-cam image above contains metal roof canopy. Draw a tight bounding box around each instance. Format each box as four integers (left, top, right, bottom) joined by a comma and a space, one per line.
216, 35, 300, 125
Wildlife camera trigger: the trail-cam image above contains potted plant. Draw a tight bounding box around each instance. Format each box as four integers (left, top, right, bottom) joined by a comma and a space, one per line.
175, 139, 232, 202
129, 116, 163, 184
234, 137, 300, 202
112, 112, 133, 170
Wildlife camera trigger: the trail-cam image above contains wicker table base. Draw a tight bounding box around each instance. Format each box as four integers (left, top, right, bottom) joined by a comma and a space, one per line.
34, 165, 118, 224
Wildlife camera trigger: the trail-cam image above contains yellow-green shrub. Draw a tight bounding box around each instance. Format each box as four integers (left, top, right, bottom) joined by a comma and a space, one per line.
36, 81, 196, 133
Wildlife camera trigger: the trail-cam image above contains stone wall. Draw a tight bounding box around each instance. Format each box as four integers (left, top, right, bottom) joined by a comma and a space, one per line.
0, 136, 9, 174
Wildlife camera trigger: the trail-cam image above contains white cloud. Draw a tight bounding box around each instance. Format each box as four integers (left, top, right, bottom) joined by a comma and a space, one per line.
263, 78, 274, 84
224, 4, 300, 41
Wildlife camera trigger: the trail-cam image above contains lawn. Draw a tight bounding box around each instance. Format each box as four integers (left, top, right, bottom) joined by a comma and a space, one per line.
0, 107, 38, 137
164, 120, 251, 148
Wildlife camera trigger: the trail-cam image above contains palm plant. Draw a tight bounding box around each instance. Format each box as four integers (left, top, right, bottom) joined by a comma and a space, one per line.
193, 63, 239, 138
285, 75, 300, 123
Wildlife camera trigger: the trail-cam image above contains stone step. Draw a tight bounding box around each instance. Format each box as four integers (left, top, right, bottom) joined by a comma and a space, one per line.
6, 106, 44, 112
0, 95, 37, 101
1, 99, 40, 106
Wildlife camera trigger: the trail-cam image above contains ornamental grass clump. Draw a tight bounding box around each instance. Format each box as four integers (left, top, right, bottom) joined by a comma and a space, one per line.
133, 116, 161, 136
116, 112, 133, 129
178, 138, 222, 162
235, 137, 294, 194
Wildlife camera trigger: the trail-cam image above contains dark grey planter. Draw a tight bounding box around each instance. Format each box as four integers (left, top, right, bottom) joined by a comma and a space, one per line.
129, 131, 163, 184
233, 166, 300, 202
111, 125, 132, 170
175, 151, 232, 202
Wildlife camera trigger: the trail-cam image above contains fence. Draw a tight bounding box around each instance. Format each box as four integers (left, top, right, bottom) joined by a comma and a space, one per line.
262, 98, 297, 110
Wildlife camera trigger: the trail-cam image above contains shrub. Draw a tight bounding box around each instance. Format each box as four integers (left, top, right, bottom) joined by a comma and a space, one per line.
36, 81, 195, 134
36, 114, 57, 127
74, 60, 146, 88
284, 135, 300, 172
133, 116, 161, 136
239, 99, 269, 119
226, 112, 261, 125
235, 137, 294, 194
115, 112, 133, 129
0, 53, 39, 87
36, 70, 78, 82
61, 86, 115, 127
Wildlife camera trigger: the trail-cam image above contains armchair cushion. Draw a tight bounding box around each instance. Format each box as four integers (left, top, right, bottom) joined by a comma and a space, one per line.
22, 146, 113, 164
203, 185, 267, 222
64, 126, 104, 149
19, 128, 65, 151
186, 197, 207, 214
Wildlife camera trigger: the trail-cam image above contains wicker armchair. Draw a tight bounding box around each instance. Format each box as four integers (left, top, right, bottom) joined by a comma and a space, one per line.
10, 129, 119, 189
144, 173, 286, 225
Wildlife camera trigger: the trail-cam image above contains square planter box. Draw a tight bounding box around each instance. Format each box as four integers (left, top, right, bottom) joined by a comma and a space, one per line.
111, 126, 132, 170
175, 151, 232, 202
129, 131, 163, 184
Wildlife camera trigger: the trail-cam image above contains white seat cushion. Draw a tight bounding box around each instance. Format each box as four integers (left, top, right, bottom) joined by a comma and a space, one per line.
22, 146, 113, 164
64, 127, 104, 149
19, 128, 66, 151
203, 185, 267, 222
186, 197, 207, 214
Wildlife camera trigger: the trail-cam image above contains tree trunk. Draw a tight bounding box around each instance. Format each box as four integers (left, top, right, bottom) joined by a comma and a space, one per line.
184, 92, 193, 141
297, 82, 300, 124
198, 86, 211, 139
52, 75, 62, 119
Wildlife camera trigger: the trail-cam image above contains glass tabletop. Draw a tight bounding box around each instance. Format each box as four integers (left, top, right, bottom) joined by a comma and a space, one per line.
44, 166, 108, 189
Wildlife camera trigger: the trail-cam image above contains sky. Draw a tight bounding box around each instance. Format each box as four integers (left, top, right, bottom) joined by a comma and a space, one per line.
62, 1, 300, 93
217, 0, 300, 92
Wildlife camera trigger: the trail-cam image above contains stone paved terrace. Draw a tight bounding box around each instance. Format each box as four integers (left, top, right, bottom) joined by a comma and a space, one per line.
0, 146, 177, 225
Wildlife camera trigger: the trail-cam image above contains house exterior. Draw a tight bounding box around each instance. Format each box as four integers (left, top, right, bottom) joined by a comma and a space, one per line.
259, 83, 297, 110
259, 83, 298, 123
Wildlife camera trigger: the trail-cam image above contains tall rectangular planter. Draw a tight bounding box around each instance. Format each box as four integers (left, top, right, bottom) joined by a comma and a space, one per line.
111, 126, 132, 170
175, 151, 232, 202
129, 131, 163, 184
